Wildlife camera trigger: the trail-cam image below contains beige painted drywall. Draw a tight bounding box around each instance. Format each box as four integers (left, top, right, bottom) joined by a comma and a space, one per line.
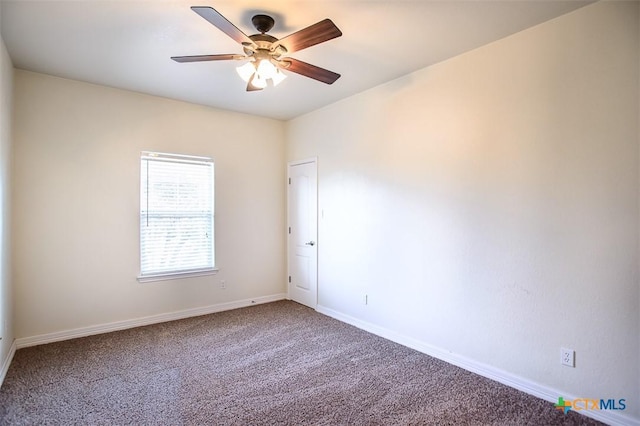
12, 71, 286, 338
0, 25, 14, 368
287, 1, 639, 421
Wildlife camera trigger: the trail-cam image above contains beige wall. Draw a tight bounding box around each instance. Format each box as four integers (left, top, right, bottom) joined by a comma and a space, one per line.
287, 1, 639, 421
0, 25, 14, 371
12, 71, 286, 338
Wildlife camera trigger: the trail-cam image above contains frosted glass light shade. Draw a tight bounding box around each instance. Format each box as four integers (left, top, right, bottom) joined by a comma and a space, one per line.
236, 62, 256, 82
252, 73, 267, 89
237, 58, 286, 88
271, 69, 287, 86
256, 59, 277, 80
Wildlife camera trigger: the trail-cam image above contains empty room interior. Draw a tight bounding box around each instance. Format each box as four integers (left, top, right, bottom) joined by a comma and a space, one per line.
0, 0, 639, 424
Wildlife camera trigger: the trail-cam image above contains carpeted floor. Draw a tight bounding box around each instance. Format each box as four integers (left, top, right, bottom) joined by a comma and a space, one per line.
0, 301, 601, 425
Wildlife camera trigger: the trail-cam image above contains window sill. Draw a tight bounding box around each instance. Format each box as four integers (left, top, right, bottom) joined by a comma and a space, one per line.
137, 268, 219, 283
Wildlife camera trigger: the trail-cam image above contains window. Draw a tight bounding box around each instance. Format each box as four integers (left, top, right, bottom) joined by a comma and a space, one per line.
139, 152, 215, 281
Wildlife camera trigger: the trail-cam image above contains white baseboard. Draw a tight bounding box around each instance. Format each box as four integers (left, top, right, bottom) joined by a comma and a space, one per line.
0, 339, 17, 387
316, 304, 639, 426
15, 293, 287, 349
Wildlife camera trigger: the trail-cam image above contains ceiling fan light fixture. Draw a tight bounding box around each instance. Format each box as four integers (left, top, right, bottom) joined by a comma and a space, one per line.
239, 59, 287, 88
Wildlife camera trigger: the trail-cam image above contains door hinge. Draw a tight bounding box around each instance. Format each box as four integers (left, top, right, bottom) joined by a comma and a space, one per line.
288, 276, 291, 283
288, 227, 291, 234
288, 178, 291, 184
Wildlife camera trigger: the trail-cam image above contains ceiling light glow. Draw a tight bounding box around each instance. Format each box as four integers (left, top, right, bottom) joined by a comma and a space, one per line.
236, 59, 286, 88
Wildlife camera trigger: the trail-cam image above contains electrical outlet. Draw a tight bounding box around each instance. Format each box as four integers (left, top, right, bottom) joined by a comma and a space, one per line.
220, 280, 226, 289
561, 348, 575, 367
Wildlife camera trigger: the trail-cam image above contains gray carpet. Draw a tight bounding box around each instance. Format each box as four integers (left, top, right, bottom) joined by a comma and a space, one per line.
0, 301, 600, 425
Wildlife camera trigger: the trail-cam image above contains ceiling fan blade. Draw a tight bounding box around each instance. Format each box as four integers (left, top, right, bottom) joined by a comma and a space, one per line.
171, 54, 242, 63
191, 6, 253, 46
275, 19, 342, 53
281, 58, 340, 84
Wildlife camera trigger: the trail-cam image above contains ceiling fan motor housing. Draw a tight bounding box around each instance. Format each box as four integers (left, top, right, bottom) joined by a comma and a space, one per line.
243, 35, 285, 58
252, 14, 275, 34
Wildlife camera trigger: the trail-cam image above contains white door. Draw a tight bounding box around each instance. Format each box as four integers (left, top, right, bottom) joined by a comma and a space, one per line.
288, 159, 318, 308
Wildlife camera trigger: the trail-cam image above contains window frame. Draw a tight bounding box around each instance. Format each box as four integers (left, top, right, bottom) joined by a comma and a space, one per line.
137, 151, 217, 283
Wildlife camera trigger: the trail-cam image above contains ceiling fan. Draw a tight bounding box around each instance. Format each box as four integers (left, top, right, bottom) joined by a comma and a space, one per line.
171, 6, 343, 91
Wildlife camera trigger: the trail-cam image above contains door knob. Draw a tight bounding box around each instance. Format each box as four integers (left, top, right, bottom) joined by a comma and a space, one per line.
305, 241, 316, 246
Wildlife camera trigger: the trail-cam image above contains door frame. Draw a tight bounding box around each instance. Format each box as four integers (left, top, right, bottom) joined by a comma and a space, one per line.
286, 157, 318, 307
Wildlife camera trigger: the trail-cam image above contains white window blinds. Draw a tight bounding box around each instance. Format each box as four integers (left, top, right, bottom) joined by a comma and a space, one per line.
140, 152, 215, 278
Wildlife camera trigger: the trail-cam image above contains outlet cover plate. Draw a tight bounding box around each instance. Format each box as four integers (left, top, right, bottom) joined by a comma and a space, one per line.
561, 348, 575, 367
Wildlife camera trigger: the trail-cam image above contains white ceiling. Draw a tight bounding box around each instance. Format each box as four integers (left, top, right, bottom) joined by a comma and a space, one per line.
1, 1, 593, 121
